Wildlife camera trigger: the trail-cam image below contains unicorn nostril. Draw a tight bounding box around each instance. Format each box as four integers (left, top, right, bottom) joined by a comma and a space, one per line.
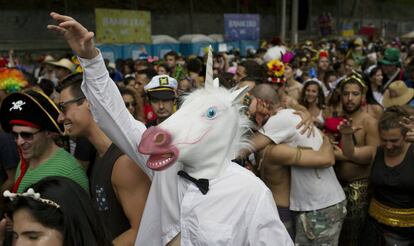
154, 132, 166, 146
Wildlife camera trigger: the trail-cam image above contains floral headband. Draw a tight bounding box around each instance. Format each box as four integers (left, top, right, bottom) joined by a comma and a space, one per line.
4, 188, 60, 209
266, 60, 286, 84
267, 60, 285, 77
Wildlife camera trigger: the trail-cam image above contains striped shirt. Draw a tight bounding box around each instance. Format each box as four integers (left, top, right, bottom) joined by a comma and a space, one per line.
15, 148, 89, 192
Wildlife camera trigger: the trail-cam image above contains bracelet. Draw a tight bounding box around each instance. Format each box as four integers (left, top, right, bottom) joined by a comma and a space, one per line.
294, 148, 302, 164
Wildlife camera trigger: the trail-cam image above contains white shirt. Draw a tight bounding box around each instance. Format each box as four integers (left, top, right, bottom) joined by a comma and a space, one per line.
373, 91, 384, 106
259, 109, 345, 211
79, 52, 293, 246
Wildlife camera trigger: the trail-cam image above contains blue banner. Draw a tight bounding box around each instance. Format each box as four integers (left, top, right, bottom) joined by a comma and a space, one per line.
224, 14, 260, 41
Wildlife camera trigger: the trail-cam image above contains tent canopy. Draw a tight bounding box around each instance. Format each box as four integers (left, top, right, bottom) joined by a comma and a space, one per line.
152, 35, 179, 44
401, 31, 414, 39
178, 34, 215, 43
208, 34, 224, 42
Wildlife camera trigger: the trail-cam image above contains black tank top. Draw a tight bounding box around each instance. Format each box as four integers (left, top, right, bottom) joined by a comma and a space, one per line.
370, 144, 414, 208
90, 143, 130, 240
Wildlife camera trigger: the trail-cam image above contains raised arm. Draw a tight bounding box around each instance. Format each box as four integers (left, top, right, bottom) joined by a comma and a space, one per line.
263, 136, 335, 168
48, 12, 152, 178
339, 119, 376, 165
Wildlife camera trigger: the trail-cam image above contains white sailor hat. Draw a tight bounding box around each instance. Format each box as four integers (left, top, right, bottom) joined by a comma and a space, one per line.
144, 75, 177, 100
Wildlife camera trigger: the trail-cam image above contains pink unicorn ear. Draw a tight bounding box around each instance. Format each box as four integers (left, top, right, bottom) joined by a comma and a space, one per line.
281, 51, 295, 64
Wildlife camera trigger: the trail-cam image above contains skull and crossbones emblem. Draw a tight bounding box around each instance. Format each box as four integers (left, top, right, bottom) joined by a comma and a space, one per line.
9, 100, 26, 111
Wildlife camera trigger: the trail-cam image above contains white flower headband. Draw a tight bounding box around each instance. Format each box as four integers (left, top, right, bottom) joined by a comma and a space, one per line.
3, 188, 60, 209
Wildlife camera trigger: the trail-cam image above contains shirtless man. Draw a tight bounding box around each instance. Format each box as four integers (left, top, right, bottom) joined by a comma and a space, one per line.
331, 74, 379, 245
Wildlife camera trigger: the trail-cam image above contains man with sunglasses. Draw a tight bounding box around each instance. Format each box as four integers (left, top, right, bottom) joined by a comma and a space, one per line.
0, 89, 88, 193
56, 73, 151, 245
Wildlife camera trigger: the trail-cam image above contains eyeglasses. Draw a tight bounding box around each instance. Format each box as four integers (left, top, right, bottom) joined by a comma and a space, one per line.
58, 96, 86, 112
11, 130, 42, 141
125, 102, 137, 108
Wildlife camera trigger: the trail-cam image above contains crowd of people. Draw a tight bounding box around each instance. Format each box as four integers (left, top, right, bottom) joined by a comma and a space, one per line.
0, 12, 413, 245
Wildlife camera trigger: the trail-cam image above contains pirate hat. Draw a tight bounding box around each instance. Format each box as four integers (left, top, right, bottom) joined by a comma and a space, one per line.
0, 89, 64, 134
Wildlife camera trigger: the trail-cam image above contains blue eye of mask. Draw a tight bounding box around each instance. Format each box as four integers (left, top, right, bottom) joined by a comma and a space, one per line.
205, 107, 217, 119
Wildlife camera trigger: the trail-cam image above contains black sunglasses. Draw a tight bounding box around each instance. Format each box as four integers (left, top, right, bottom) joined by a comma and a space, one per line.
58, 96, 86, 112
11, 130, 42, 141
125, 102, 137, 108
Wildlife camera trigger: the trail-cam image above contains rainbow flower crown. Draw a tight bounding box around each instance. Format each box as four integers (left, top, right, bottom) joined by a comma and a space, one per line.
0, 68, 28, 93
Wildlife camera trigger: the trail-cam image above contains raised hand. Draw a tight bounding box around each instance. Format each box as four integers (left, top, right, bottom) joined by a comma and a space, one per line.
338, 118, 361, 136
47, 12, 98, 59
400, 116, 414, 142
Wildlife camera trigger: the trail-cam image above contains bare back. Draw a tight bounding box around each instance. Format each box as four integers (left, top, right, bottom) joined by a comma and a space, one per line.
256, 148, 291, 208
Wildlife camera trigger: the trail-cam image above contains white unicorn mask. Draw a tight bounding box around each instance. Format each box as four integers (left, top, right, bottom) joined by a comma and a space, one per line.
139, 47, 250, 179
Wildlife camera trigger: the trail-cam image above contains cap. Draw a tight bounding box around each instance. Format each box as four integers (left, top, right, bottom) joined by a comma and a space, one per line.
144, 75, 177, 100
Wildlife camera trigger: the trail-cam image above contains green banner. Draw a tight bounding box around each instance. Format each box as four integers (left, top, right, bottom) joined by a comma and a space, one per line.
95, 8, 151, 44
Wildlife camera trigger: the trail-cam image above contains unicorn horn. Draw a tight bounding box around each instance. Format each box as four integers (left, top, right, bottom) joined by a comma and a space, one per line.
205, 45, 215, 89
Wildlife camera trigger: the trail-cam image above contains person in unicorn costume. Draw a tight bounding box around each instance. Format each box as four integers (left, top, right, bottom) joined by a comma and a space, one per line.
48, 12, 293, 245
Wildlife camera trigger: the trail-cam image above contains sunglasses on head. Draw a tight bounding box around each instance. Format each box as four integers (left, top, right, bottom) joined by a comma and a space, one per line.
11, 130, 42, 141
58, 96, 86, 112
125, 102, 137, 108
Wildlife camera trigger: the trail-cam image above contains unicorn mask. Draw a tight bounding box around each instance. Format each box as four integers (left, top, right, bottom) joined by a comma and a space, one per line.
139, 47, 250, 179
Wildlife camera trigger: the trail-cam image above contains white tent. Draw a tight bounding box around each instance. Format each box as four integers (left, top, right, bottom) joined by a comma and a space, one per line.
151, 35, 179, 44
401, 31, 414, 39
178, 34, 215, 43
208, 34, 224, 42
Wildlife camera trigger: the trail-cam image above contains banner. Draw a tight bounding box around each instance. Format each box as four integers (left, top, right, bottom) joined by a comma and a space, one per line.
341, 22, 355, 38
224, 14, 260, 41
95, 8, 151, 44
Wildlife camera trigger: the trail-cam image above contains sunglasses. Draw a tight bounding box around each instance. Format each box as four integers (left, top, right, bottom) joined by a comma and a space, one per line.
58, 96, 86, 112
11, 130, 42, 141
125, 102, 137, 108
